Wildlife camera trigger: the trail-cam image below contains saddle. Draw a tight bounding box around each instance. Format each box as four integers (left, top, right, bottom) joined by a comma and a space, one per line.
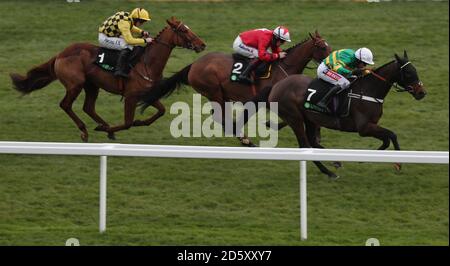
303, 78, 352, 117
229, 54, 272, 83
94, 47, 144, 73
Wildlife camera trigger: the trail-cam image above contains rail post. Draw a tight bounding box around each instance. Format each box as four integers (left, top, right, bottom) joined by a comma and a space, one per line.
300, 160, 307, 240
99, 155, 107, 233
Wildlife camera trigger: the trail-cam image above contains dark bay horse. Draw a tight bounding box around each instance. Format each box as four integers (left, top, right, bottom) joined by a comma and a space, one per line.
10, 17, 206, 142
258, 51, 426, 178
139, 30, 331, 146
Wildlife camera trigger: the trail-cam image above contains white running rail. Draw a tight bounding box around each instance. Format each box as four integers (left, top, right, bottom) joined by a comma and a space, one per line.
0, 141, 448, 240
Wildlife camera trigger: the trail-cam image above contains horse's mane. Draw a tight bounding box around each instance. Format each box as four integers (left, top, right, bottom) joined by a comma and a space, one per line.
373, 60, 396, 73
351, 59, 397, 88
153, 25, 170, 41
354, 60, 396, 83
142, 24, 172, 60
284, 37, 311, 54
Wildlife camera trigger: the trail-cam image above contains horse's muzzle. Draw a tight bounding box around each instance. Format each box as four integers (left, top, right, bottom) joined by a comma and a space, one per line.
410, 82, 426, 100
414, 90, 426, 100
195, 44, 206, 53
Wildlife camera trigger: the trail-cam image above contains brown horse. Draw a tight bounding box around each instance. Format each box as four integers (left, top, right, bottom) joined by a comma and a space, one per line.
139, 30, 331, 146
10, 17, 206, 142
257, 51, 426, 178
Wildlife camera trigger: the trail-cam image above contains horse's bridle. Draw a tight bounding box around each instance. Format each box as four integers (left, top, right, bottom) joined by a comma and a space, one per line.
369, 61, 422, 93
154, 22, 201, 51
280, 36, 328, 69
137, 22, 202, 82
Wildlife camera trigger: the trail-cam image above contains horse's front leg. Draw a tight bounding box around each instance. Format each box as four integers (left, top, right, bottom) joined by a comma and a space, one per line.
82, 85, 112, 135
106, 96, 138, 138
358, 122, 402, 171
133, 100, 166, 127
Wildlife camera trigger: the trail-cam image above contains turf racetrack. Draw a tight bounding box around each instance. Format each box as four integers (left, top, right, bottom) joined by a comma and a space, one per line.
0, 0, 448, 245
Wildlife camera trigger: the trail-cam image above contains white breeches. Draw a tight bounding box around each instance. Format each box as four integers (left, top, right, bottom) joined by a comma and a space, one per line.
317, 62, 350, 89
98, 33, 133, 50
232, 36, 259, 58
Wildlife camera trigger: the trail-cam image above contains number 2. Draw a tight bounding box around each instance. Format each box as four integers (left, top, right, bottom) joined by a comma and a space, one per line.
232, 62, 243, 74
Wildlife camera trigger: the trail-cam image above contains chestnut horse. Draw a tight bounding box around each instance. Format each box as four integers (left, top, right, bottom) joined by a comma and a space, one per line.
256, 51, 426, 178
139, 30, 331, 146
10, 17, 206, 141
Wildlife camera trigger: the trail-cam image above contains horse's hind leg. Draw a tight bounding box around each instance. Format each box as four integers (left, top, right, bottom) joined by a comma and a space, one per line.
265, 120, 288, 131
284, 112, 338, 179
82, 84, 111, 132
305, 121, 342, 169
233, 101, 259, 147
59, 85, 89, 142
133, 100, 166, 127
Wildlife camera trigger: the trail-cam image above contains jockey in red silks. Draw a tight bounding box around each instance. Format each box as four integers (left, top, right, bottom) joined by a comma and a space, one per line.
232, 26, 291, 84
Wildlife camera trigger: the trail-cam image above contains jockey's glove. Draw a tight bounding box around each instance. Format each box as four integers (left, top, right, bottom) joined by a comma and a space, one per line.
352, 68, 364, 77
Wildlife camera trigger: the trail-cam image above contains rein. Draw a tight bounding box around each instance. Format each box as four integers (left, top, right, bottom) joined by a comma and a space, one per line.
348, 60, 415, 104
368, 61, 415, 93
134, 22, 200, 84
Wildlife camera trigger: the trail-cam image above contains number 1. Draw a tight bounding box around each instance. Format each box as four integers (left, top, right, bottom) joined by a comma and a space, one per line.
98, 53, 105, 63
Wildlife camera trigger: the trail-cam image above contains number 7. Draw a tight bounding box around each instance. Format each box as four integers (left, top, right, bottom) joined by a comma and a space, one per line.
307, 88, 316, 101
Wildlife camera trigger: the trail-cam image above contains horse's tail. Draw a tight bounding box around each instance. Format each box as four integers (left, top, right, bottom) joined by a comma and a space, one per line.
10, 56, 57, 95
139, 64, 191, 113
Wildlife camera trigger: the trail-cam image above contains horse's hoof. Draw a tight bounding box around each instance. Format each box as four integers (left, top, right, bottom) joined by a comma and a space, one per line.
393, 163, 402, 172
328, 173, 340, 180
240, 138, 257, 147
107, 132, 116, 140
333, 161, 343, 169
80, 132, 89, 142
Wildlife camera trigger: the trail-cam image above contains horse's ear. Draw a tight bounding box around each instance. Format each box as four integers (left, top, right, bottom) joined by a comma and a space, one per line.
309, 32, 313, 39
403, 50, 409, 60
315, 29, 319, 36
166, 16, 177, 26
394, 53, 401, 62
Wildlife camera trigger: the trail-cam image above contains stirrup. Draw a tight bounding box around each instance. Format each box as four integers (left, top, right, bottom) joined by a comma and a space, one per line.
316, 103, 329, 111
114, 70, 129, 78
238, 75, 254, 84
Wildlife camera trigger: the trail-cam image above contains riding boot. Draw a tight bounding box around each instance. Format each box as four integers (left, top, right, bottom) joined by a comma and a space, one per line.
238, 59, 262, 84
128, 46, 145, 65
114, 49, 132, 78
316, 85, 342, 111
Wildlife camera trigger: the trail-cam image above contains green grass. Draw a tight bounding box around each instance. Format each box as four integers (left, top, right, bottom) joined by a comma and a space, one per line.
0, 0, 448, 246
